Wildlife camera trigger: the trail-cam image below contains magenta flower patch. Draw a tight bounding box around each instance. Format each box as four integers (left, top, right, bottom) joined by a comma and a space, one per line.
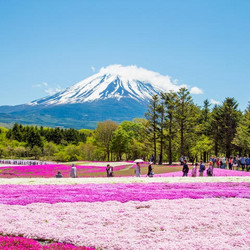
0, 182, 249, 205
0, 235, 95, 249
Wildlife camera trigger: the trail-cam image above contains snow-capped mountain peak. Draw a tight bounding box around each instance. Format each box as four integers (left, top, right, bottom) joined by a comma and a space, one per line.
31, 64, 181, 105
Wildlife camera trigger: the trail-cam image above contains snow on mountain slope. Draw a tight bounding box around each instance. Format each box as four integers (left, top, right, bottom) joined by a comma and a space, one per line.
31, 65, 183, 105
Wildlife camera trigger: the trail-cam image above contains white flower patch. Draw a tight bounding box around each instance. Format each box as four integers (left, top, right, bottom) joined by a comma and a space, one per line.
0, 176, 249, 185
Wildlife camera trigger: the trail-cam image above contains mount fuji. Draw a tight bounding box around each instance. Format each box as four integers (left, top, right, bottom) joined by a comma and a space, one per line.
0, 65, 181, 129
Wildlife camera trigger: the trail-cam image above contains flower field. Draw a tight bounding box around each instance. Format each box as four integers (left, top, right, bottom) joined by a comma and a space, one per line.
0, 162, 249, 249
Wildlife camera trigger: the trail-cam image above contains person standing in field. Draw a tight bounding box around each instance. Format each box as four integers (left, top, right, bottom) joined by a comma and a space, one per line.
229, 157, 233, 170
106, 164, 111, 177
199, 161, 206, 177
246, 156, 250, 171
240, 156, 245, 171
207, 161, 214, 176
135, 162, 141, 177
182, 160, 189, 177
109, 165, 114, 177
191, 163, 198, 177
70, 164, 77, 178
147, 162, 153, 177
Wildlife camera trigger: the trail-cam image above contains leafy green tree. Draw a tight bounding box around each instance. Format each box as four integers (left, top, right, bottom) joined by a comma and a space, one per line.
190, 135, 213, 161
30, 145, 42, 159
78, 141, 97, 161
43, 142, 58, 157
65, 144, 81, 161
233, 103, 250, 154
110, 128, 130, 161
14, 146, 27, 158
94, 120, 118, 161
55, 151, 70, 162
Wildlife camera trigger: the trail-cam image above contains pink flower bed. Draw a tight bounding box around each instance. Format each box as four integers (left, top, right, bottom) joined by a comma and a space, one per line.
0, 235, 94, 249
0, 163, 249, 249
0, 198, 249, 249
155, 168, 250, 177
0, 182, 249, 205
0, 164, 128, 178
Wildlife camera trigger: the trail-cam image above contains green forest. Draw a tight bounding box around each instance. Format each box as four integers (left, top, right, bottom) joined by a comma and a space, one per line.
0, 88, 249, 163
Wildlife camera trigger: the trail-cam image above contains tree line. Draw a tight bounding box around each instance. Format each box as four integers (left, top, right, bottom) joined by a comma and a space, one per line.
0, 88, 249, 163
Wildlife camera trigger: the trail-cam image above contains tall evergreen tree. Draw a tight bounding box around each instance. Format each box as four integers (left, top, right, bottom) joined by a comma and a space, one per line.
210, 105, 221, 156
175, 88, 195, 156
161, 91, 177, 164
145, 95, 160, 163
156, 100, 165, 165
218, 98, 241, 158
200, 99, 211, 162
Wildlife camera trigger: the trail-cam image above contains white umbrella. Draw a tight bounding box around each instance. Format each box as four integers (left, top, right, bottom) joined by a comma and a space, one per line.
134, 159, 144, 163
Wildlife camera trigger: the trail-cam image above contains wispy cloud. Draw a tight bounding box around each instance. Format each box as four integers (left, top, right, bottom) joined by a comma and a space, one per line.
91, 66, 96, 72
32, 82, 62, 96
210, 99, 220, 105
32, 83, 42, 88
190, 87, 203, 95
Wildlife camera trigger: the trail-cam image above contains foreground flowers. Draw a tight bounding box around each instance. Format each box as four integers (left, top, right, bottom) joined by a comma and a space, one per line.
0, 236, 94, 250
0, 198, 249, 249
0, 167, 249, 249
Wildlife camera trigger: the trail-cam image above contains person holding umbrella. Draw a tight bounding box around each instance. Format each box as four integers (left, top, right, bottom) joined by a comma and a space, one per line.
134, 159, 143, 177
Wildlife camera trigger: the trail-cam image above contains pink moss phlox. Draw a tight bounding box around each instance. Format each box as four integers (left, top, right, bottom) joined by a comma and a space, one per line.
0, 182, 249, 205
0, 164, 128, 178
0, 235, 95, 249
155, 168, 250, 177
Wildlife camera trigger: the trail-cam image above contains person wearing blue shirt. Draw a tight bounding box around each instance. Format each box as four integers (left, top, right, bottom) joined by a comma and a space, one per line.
240, 156, 245, 171
199, 161, 206, 177
246, 157, 250, 172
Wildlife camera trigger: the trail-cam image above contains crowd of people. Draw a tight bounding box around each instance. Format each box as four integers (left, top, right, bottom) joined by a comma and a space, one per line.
182, 160, 212, 177
209, 156, 250, 171
180, 155, 250, 177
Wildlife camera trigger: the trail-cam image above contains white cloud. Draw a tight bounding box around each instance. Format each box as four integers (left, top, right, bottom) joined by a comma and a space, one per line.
91, 66, 95, 72
190, 86, 203, 95
45, 85, 62, 95
210, 99, 220, 105
32, 82, 62, 96
98, 64, 185, 92
32, 84, 42, 88
45, 88, 55, 95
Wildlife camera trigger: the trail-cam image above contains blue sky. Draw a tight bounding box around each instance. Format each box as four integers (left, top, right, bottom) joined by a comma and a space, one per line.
0, 0, 249, 110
